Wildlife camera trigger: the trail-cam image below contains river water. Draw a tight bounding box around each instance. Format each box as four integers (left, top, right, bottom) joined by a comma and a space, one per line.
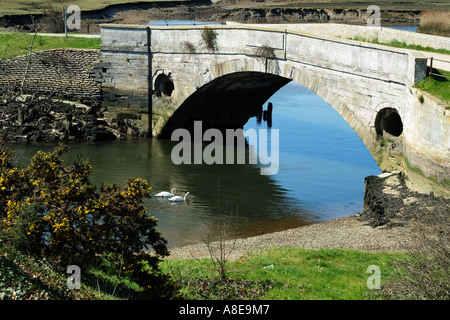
12, 81, 381, 247
11, 20, 393, 247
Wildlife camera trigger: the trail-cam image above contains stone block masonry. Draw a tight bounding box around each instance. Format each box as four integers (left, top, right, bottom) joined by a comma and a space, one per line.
96, 26, 150, 111
97, 23, 449, 195
0, 48, 101, 105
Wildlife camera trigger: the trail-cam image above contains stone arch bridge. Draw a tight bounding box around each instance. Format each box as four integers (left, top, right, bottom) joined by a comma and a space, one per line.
95, 23, 449, 191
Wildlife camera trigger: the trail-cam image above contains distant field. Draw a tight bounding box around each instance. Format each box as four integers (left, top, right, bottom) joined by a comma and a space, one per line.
0, 0, 194, 16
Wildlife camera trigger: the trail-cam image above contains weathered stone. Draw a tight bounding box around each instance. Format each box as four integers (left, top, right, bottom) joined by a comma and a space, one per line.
95, 23, 448, 188
0, 49, 101, 104
0, 98, 123, 143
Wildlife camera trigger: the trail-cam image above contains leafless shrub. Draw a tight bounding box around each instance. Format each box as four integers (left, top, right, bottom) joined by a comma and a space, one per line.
0, 15, 78, 141
253, 45, 276, 73
200, 183, 238, 281
0, 16, 39, 124
38, 3, 65, 33
253, 44, 275, 61
381, 198, 450, 300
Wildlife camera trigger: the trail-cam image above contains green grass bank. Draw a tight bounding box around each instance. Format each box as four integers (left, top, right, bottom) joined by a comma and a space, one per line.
161, 247, 408, 300
1, 244, 410, 300
0, 33, 101, 59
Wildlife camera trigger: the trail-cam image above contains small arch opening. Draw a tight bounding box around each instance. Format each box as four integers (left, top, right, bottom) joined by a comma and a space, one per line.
154, 73, 174, 97
375, 108, 403, 137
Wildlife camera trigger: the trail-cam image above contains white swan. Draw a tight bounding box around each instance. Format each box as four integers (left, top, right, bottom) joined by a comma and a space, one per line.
155, 188, 177, 197
169, 192, 189, 202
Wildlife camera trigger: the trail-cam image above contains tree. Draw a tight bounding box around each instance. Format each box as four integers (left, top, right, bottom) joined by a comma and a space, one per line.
39, 3, 65, 33
0, 139, 173, 298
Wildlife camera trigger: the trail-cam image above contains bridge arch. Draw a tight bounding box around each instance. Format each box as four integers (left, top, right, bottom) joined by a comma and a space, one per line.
98, 24, 449, 190
159, 57, 378, 158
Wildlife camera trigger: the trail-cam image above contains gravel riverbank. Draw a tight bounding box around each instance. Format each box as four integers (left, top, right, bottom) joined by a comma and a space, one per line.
167, 214, 419, 260
168, 172, 449, 260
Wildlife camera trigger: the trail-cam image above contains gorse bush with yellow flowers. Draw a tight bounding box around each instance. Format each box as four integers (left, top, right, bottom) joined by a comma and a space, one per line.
0, 138, 175, 298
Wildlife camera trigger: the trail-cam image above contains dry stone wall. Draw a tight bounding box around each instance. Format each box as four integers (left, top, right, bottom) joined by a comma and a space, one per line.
0, 48, 100, 105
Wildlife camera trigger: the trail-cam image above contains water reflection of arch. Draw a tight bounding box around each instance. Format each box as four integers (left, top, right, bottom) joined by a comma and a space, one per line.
50, 139, 313, 242
143, 139, 316, 245
19, 138, 308, 223
147, 139, 308, 209
10, 138, 315, 247
159, 58, 393, 167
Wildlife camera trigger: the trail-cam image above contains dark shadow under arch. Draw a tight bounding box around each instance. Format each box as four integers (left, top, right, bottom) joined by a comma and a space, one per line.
154, 73, 174, 97
375, 107, 403, 137
158, 71, 291, 138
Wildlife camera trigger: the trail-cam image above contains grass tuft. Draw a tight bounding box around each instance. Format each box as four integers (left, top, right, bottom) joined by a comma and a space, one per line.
161, 247, 408, 300
414, 68, 450, 105
349, 35, 450, 55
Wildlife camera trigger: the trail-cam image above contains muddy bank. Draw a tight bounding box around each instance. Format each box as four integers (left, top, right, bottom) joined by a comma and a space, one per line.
1, 1, 421, 34
359, 171, 449, 228
215, 7, 420, 25
79, 1, 225, 33
1, 1, 225, 33
85, 5, 420, 32
0, 98, 123, 143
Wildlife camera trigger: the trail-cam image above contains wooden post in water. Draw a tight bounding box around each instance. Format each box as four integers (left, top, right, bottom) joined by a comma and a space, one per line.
256, 104, 263, 124
267, 102, 273, 128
